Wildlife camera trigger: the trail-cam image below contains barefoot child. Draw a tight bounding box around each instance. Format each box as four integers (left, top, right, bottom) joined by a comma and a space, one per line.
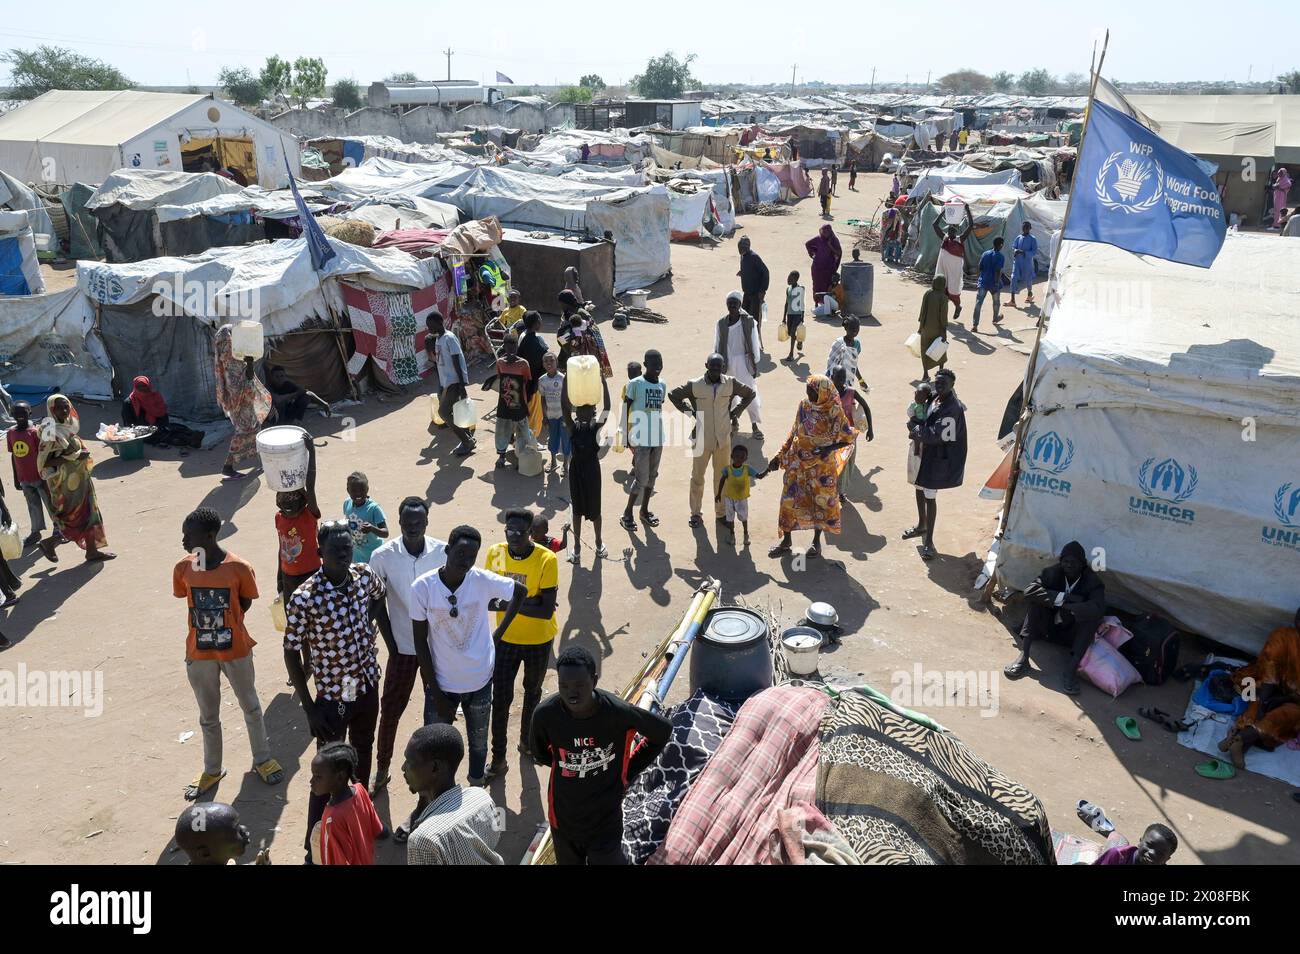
344, 471, 388, 564
783, 271, 806, 363
563, 375, 611, 564
715, 443, 765, 545
530, 515, 570, 554
309, 741, 386, 865
538, 352, 569, 474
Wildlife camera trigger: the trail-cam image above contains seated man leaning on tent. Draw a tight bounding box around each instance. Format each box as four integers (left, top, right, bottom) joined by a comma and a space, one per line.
263, 365, 331, 424
1004, 540, 1105, 695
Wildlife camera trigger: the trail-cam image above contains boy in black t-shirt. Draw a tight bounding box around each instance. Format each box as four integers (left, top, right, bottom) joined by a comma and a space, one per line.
529, 646, 671, 865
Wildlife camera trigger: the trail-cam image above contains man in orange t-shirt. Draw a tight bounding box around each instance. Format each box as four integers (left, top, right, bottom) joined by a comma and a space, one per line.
175, 507, 283, 802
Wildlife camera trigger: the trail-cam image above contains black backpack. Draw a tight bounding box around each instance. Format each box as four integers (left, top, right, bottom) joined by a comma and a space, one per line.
1119, 615, 1181, 685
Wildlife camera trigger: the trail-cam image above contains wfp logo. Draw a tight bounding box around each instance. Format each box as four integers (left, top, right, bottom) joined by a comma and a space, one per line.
1139, 457, 1198, 503
1273, 482, 1300, 528
1022, 430, 1073, 475
1096, 145, 1164, 215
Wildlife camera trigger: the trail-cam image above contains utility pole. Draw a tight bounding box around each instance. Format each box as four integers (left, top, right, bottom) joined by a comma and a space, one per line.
870, 66, 876, 93
925, 69, 931, 89
443, 48, 453, 81
791, 63, 797, 96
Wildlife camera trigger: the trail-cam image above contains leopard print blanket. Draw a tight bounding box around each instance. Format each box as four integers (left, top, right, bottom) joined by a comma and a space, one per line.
816, 687, 1055, 864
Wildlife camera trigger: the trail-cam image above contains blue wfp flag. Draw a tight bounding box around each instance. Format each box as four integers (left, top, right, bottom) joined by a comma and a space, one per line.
1064, 98, 1226, 268
283, 154, 336, 272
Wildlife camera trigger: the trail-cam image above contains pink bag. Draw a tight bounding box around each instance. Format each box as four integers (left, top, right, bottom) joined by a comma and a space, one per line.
1078, 637, 1143, 698
1096, 616, 1134, 650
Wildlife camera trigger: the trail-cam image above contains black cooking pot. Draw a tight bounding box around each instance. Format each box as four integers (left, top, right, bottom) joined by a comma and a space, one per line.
689, 607, 772, 703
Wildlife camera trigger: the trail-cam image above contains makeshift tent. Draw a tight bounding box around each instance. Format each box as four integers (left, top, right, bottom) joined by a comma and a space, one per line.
666, 181, 719, 241
759, 160, 812, 199
0, 210, 45, 295
304, 135, 469, 177
653, 128, 739, 164
667, 168, 735, 233
908, 162, 1023, 199
84, 169, 251, 262
1153, 121, 1276, 225
1127, 94, 1300, 164
0, 286, 111, 398
58, 183, 104, 259
0, 168, 56, 240
998, 233, 1300, 655
426, 165, 670, 291
909, 192, 1049, 277
0, 90, 297, 189
76, 238, 440, 419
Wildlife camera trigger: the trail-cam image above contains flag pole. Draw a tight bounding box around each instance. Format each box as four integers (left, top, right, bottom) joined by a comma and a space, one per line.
993, 30, 1109, 541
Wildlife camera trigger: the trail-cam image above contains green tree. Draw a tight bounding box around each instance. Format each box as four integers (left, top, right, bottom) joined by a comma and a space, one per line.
385, 71, 418, 82
990, 71, 1015, 92
1, 45, 132, 99
217, 66, 264, 106
579, 73, 606, 91
260, 55, 291, 103
332, 77, 361, 109
555, 85, 592, 104
290, 56, 327, 106
1018, 68, 1055, 96
1279, 70, 1300, 93
1061, 71, 1086, 94
938, 69, 991, 93
631, 51, 696, 99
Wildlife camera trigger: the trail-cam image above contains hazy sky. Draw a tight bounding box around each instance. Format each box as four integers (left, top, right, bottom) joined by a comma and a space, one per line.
2, 1, 1295, 88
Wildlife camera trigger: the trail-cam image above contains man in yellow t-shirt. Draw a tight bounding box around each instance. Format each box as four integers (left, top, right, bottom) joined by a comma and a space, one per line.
483, 507, 558, 778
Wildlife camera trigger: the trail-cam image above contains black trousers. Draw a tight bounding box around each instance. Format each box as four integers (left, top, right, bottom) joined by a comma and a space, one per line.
551, 828, 628, 866
1020, 603, 1101, 667
303, 685, 379, 854
491, 641, 550, 762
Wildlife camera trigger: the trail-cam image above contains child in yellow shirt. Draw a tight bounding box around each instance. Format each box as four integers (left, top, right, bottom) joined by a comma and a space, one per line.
715, 443, 766, 545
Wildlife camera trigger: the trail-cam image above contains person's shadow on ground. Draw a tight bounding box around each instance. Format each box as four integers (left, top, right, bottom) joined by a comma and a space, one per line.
623, 527, 674, 607
1, 556, 107, 649
155, 690, 311, 865
556, 559, 623, 661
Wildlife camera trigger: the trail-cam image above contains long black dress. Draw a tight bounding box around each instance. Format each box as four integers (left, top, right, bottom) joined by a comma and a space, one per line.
567, 419, 603, 520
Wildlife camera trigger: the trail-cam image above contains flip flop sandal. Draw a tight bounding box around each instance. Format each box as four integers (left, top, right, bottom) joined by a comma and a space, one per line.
1003, 661, 1030, 679
805, 546, 821, 559
901, 526, 924, 540
688, 515, 703, 528
917, 544, 936, 561
1195, 758, 1236, 780
393, 822, 411, 844
1139, 707, 1191, 733
184, 769, 227, 801
1076, 799, 1116, 835
641, 512, 660, 527
768, 544, 793, 558
255, 758, 284, 785
1116, 716, 1142, 741
619, 515, 639, 532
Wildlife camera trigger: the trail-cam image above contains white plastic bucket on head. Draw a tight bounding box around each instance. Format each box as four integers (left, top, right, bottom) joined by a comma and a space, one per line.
943, 201, 965, 225
231, 320, 264, 361
926, 337, 949, 362
566, 355, 602, 407
256, 426, 309, 492
626, 289, 649, 310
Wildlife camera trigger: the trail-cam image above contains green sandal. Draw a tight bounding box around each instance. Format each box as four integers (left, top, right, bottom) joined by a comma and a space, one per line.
1194, 758, 1236, 780
1115, 716, 1141, 741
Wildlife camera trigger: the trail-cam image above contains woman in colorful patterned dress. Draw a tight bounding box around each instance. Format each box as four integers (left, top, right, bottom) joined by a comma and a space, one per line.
36, 394, 114, 562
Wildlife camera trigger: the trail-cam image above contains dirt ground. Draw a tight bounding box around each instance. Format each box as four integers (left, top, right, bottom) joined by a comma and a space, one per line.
2, 172, 1296, 866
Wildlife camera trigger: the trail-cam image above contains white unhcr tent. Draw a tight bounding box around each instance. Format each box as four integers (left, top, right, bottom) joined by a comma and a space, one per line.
998, 233, 1300, 654
0, 90, 298, 189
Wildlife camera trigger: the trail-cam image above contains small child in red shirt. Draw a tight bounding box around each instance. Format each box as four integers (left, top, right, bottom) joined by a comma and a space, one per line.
275, 434, 320, 601
309, 742, 385, 865
530, 515, 570, 554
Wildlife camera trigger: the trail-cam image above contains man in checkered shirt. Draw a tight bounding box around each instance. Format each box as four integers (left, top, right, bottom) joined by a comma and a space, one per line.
285, 521, 386, 859
402, 724, 503, 865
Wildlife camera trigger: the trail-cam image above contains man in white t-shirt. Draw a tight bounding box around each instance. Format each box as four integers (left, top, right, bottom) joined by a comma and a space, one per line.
424, 309, 475, 457
411, 524, 525, 785
369, 496, 447, 837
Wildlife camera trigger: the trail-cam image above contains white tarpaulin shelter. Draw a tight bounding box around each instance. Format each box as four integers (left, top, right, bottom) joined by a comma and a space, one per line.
0, 209, 45, 295
427, 166, 670, 291
77, 237, 438, 337
909, 162, 1023, 199
0, 90, 298, 188
0, 286, 110, 398
998, 233, 1300, 654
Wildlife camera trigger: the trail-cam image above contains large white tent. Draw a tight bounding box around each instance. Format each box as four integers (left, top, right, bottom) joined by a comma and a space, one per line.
0, 90, 298, 189
998, 233, 1300, 654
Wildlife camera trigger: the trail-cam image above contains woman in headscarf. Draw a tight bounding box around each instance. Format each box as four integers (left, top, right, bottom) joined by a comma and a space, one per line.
555, 290, 612, 379
1272, 166, 1293, 228
1218, 607, 1300, 769
804, 224, 842, 308
930, 201, 973, 320
763, 375, 857, 560
120, 376, 198, 447
214, 324, 272, 479
36, 395, 113, 562
917, 274, 950, 383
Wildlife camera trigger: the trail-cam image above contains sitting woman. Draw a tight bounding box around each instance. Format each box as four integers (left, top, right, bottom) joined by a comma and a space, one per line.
37, 395, 114, 563
1219, 607, 1300, 769
264, 365, 331, 425
120, 376, 202, 447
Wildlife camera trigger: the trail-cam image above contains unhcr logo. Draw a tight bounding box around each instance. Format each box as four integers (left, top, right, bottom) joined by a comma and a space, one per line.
1129, 457, 1197, 525
1020, 430, 1074, 498
1261, 481, 1300, 552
